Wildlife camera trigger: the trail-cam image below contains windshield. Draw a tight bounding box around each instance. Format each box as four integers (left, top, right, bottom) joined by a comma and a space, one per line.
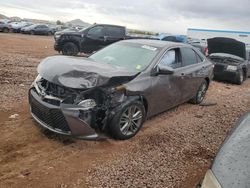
89, 42, 159, 72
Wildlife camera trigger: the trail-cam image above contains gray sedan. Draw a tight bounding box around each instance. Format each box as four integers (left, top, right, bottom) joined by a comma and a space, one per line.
29, 39, 213, 140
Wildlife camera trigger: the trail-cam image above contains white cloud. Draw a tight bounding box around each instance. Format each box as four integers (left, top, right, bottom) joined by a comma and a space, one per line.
0, 0, 250, 34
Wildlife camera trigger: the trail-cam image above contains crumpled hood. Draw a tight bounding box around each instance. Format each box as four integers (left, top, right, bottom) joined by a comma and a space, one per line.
208, 37, 246, 59
37, 56, 138, 89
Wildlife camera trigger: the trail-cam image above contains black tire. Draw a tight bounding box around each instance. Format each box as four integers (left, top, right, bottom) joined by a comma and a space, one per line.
3, 27, 9, 33
190, 80, 208, 104
235, 69, 244, 85
109, 100, 146, 140
30, 31, 35, 35
47, 31, 52, 36
62, 42, 79, 56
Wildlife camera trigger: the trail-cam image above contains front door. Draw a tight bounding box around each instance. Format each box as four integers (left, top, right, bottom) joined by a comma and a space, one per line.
82, 25, 105, 53
149, 48, 185, 115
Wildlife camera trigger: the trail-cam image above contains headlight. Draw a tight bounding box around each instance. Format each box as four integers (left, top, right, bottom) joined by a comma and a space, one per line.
115, 85, 126, 92
226, 65, 237, 71
200, 170, 222, 188
31, 74, 42, 87
54, 34, 61, 40
78, 99, 96, 110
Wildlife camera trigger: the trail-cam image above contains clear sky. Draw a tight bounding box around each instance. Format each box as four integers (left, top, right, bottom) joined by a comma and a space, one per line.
1, 0, 250, 34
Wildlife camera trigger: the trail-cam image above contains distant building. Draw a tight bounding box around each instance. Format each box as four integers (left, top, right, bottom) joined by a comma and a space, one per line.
187, 28, 250, 48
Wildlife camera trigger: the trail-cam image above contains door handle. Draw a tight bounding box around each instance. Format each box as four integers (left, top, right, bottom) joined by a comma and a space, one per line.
103, 36, 108, 41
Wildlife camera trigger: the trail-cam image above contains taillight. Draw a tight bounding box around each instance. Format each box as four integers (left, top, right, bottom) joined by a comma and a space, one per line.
204, 47, 208, 56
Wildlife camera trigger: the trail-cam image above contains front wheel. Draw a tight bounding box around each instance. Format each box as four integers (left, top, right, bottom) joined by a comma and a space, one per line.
3, 27, 9, 33
190, 80, 208, 104
109, 101, 146, 140
62, 42, 79, 56
235, 69, 244, 85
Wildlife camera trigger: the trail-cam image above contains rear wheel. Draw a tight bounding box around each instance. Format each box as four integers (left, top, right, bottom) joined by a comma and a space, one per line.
190, 80, 208, 104
30, 31, 35, 35
109, 101, 145, 140
47, 31, 52, 36
3, 27, 9, 33
62, 42, 79, 56
235, 69, 244, 85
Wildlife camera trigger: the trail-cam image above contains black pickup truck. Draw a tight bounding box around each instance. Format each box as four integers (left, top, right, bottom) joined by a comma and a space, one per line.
54, 24, 129, 56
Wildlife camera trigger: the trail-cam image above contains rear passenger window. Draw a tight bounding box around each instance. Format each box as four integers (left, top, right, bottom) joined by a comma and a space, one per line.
106, 26, 125, 37
181, 47, 198, 66
196, 53, 203, 63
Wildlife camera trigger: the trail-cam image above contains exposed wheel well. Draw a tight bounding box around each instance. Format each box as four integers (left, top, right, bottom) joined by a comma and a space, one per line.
205, 77, 210, 88
242, 67, 247, 79
64, 41, 79, 50
141, 96, 148, 114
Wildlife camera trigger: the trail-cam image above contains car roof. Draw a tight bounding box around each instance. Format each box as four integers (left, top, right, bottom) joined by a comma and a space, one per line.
94, 24, 125, 28
119, 39, 190, 49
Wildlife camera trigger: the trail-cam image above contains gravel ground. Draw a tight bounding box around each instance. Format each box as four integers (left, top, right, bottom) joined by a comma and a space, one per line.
0, 33, 250, 188
86, 82, 250, 188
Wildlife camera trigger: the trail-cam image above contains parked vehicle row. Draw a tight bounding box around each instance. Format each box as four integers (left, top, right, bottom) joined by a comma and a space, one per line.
21, 24, 55, 35
0, 19, 56, 35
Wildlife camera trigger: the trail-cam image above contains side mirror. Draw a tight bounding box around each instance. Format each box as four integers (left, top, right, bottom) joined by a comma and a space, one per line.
157, 64, 174, 75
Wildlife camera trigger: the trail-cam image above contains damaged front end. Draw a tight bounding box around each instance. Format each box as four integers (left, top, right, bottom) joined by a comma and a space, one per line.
29, 75, 128, 140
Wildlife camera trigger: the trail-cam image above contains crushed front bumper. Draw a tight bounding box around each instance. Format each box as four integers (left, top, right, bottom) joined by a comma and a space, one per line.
29, 89, 101, 140
54, 41, 62, 51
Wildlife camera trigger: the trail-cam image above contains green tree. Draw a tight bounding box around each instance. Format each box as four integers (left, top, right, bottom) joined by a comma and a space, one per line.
56, 20, 63, 25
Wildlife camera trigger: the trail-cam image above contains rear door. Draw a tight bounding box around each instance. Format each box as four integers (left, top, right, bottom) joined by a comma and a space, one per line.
82, 25, 105, 53
104, 26, 125, 45
179, 47, 208, 101
247, 51, 250, 76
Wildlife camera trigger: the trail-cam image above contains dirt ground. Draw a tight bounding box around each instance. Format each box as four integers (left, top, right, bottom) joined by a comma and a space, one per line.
0, 33, 250, 188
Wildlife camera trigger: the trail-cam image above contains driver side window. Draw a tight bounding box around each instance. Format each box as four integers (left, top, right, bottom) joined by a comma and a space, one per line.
87, 26, 104, 38
159, 48, 181, 69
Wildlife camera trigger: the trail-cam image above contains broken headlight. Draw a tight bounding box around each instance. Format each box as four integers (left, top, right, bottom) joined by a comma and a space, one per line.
200, 170, 222, 188
226, 65, 237, 71
31, 74, 42, 87
78, 99, 97, 110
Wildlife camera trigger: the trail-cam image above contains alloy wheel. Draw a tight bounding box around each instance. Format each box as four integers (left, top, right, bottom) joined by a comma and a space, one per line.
119, 105, 143, 136
239, 71, 244, 83
197, 83, 207, 102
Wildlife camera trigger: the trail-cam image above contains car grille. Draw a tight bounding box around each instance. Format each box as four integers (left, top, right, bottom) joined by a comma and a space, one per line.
39, 78, 78, 99
30, 93, 71, 133
214, 64, 225, 72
